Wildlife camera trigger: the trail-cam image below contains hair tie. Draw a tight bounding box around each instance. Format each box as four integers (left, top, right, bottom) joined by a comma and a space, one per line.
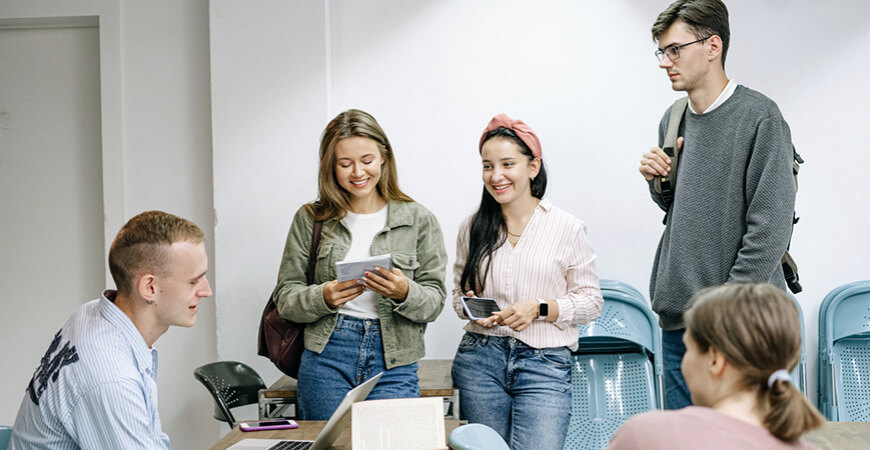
767, 369, 792, 388
479, 113, 542, 158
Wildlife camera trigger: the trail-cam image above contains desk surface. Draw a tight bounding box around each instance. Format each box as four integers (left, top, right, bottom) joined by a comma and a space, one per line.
212, 420, 870, 450
804, 421, 870, 449
209, 419, 462, 450
263, 359, 454, 399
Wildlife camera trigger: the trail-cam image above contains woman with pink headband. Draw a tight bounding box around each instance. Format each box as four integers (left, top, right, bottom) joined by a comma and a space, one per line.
451, 113, 604, 448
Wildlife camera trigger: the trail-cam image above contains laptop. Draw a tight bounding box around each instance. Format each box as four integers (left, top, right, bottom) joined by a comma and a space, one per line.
228, 372, 383, 450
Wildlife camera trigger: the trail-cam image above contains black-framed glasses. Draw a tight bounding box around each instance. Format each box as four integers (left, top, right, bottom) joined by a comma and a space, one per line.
655, 36, 712, 61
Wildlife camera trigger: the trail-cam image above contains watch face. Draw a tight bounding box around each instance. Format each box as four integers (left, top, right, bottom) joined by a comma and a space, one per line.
539, 302, 548, 317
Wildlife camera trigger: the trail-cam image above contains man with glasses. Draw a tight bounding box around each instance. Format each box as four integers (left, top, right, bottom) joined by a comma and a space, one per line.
638, 0, 797, 410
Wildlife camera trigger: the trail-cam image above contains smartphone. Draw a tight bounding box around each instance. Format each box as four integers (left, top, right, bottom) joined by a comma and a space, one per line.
239, 419, 299, 432
460, 296, 501, 321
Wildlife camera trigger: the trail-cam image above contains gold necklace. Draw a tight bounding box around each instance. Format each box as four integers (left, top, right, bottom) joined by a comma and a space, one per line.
507, 230, 522, 237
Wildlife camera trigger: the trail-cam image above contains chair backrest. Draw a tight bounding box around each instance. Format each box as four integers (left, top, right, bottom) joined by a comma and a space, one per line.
0, 425, 11, 450
564, 353, 655, 450
194, 361, 266, 428
564, 282, 662, 449
577, 288, 662, 383
599, 279, 646, 304
817, 282, 870, 421
448, 423, 509, 450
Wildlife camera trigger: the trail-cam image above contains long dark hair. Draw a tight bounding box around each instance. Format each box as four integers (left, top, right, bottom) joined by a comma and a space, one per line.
459, 127, 547, 294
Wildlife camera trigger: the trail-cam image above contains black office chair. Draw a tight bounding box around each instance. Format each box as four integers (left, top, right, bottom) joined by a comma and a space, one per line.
194, 361, 266, 429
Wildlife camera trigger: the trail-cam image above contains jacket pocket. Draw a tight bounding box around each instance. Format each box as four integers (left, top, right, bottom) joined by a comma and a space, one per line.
392, 252, 420, 279
314, 242, 336, 282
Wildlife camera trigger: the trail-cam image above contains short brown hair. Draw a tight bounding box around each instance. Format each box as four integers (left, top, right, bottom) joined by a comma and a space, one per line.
652, 0, 731, 66
108, 210, 204, 295
685, 284, 824, 442
307, 109, 412, 222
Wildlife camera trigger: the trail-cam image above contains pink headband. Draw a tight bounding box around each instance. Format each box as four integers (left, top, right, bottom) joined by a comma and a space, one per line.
478, 113, 542, 158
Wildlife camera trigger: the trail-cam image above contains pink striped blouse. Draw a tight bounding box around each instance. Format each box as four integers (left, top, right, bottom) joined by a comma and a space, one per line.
452, 199, 603, 350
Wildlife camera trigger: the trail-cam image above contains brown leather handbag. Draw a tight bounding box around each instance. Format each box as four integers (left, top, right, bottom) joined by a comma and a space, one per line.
257, 221, 323, 378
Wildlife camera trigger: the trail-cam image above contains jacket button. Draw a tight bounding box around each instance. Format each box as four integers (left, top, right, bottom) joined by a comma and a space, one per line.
390, 358, 396, 364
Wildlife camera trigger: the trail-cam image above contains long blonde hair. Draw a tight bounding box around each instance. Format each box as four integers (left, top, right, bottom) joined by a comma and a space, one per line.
306, 109, 412, 222
684, 283, 824, 442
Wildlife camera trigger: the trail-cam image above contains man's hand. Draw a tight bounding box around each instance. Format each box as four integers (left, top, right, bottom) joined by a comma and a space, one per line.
322, 279, 365, 309
639, 137, 683, 181
363, 267, 410, 301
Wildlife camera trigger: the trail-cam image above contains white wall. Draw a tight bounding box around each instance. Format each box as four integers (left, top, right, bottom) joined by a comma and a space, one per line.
0, 1, 219, 449
211, 0, 870, 416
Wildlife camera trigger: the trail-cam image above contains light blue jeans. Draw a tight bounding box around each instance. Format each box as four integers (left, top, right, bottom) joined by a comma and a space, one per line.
296, 314, 420, 420
662, 328, 692, 410
451, 332, 572, 450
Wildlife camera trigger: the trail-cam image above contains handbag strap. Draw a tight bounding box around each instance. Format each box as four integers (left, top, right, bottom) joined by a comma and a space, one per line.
306, 221, 323, 285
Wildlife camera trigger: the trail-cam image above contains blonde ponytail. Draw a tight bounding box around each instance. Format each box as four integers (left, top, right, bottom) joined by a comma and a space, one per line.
685, 284, 825, 442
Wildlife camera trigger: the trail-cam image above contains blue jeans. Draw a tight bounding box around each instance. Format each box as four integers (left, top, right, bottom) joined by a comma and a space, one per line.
296, 314, 420, 420
451, 332, 572, 450
662, 328, 692, 410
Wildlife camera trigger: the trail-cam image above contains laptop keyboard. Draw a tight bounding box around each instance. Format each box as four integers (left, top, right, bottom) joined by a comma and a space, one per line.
267, 441, 312, 450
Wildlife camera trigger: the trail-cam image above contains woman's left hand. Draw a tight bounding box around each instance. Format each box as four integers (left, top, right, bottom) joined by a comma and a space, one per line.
493, 300, 539, 332
363, 267, 409, 301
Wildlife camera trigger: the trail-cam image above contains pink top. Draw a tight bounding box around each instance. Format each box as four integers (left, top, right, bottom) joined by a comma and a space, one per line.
452, 199, 603, 350
607, 407, 820, 450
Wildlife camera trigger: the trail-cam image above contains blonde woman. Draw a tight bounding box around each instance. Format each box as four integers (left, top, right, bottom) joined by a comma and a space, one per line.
271, 109, 447, 420
608, 283, 824, 449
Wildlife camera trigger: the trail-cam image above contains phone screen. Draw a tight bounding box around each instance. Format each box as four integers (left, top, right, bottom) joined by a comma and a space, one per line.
252, 421, 293, 426
461, 297, 500, 320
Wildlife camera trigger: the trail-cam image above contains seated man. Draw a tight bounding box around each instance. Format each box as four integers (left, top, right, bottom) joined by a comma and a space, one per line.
10, 210, 212, 449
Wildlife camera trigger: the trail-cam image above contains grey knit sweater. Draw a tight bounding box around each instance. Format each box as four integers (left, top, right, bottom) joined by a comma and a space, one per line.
648, 86, 796, 330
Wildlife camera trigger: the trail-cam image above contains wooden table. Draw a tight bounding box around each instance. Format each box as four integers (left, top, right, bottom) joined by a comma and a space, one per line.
210, 419, 462, 450
259, 359, 459, 419
211, 420, 870, 449
804, 421, 870, 449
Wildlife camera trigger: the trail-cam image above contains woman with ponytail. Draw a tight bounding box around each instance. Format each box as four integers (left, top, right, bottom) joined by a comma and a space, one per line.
451, 113, 603, 449
608, 283, 825, 449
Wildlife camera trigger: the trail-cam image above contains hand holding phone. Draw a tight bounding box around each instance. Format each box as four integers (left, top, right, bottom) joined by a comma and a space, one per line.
239, 419, 299, 432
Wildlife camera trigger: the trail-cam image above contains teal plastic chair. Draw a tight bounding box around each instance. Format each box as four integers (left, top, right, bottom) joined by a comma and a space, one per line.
194, 361, 266, 429
0, 425, 11, 450
599, 279, 646, 304
448, 423, 509, 450
564, 285, 662, 450
817, 282, 870, 421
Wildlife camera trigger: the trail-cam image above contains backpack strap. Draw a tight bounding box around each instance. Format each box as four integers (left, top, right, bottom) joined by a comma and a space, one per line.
654, 97, 689, 222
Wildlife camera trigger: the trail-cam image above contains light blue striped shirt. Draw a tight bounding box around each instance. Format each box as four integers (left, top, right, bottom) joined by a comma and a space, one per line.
10, 290, 171, 449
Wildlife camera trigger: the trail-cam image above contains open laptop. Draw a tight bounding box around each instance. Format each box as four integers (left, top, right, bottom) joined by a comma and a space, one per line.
228, 372, 382, 450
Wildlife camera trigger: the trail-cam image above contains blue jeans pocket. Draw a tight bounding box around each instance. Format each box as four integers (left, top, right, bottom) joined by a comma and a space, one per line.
536, 347, 571, 368
457, 332, 485, 353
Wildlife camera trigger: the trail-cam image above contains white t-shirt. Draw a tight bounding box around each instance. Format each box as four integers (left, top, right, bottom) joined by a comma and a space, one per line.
339, 205, 388, 319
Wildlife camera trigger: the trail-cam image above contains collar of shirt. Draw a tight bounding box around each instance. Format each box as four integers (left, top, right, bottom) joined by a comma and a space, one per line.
688, 79, 737, 114
99, 289, 157, 377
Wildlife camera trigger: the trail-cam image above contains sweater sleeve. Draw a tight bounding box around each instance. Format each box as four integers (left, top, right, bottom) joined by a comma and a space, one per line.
728, 116, 796, 283
272, 207, 337, 323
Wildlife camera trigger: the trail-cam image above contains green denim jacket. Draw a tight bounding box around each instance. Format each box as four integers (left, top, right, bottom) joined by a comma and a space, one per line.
271, 200, 447, 369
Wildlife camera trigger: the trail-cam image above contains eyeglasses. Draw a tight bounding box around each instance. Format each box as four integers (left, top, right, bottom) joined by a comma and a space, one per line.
655, 36, 712, 61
